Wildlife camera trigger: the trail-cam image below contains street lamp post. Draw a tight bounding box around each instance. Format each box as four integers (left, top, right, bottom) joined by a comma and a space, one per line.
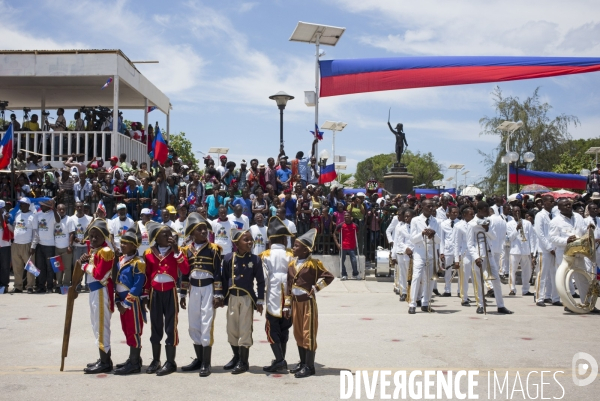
269, 91, 294, 151
497, 120, 523, 198
515, 151, 536, 190
321, 121, 347, 165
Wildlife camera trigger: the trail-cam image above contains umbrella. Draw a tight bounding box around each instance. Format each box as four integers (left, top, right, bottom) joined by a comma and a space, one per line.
461, 185, 482, 196
545, 189, 579, 199
520, 184, 549, 194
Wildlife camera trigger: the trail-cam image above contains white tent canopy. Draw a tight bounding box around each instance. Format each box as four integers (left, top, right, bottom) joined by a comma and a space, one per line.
461, 185, 482, 196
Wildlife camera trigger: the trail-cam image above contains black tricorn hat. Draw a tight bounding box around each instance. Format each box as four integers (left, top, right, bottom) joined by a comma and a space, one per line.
185, 212, 212, 237
146, 221, 173, 244
121, 225, 142, 248
84, 218, 110, 242
267, 216, 291, 239
296, 228, 317, 252
231, 228, 251, 243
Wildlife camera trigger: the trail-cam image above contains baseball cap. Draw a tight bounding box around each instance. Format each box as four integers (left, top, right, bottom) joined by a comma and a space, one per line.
166, 205, 177, 214
18, 197, 32, 205
22, 185, 30, 192
0, 200, 5, 208
116, 203, 127, 210
241, 159, 247, 165
140, 208, 153, 215
219, 155, 227, 160
357, 192, 366, 198
110, 156, 119, 162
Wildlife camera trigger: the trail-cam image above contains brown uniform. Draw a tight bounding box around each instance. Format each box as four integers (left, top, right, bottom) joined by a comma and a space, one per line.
284, 257, 334, 351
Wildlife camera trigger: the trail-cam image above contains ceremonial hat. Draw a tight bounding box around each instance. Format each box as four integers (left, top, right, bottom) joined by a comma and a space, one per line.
231, 228, 251, 243
296, 228, 317, 252
146, 221, 173, 244
267, 216, 291, 239
121, 225, 142, 248
185, 212, 212, 237
84, 218, 110, 242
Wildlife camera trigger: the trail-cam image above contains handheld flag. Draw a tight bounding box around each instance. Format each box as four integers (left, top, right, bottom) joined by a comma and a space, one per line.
60, 286, 69, 295
0, 123, 13, 170
319, 163, 337, 184
153, 126, 168, 165
24, 259, 40, 277
50, 255, 65, 273
97, 200, 106, 215
147, 106, 157, 113
596, 266, 600, 281
187, 193, 197, 205
101, 77, 113, 90
310, 123, 324, 141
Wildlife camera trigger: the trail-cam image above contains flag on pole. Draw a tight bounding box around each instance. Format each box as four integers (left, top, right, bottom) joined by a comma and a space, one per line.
153, 126, 168, 165
0, 123, 13, 169
319, 163, 337, 184
310, 123, 324, 141
147, 106, 157, 113
50, 255, 65, 273
596, 266, 600, 281
101, 77, 113, 90
24, 259, 40, 277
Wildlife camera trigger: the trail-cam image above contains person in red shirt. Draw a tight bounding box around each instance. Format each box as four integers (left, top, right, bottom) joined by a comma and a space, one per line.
143, 221, 190, 376
80, 218, 116, 374
333, 212, 360, 280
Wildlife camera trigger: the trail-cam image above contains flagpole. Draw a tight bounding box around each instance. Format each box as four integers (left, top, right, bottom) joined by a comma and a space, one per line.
9, 123, 14, 203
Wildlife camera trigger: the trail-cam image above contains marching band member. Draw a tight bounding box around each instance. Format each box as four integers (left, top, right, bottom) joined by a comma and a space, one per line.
435, 195, 450, 221
114, 226, 147, 375
390, 209, 405, 294
260, 217, 294, 373
484, 207, 513, 314
453, 206, 474, 305
81, 219, 115, 374
143, 221, 190, 376
506, 206, 535, 296
283, 229, 334, 378
221, 229, 265, 374
583, 202, 600, 283
394, 209, 414, 302
180, 212, 223, 377
498, 205, 514, 279
439, 206, 459, 297
549, 199, 599, 314
408, 200, 440, 314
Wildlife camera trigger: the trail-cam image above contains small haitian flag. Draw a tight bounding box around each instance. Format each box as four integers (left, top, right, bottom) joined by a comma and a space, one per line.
24, 259, 40, 277
60, 286, 70, 295
596, 266, 600, 281
50, 255, 65, 273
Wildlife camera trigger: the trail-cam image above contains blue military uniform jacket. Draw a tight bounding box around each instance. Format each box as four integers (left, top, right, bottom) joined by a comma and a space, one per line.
116, 255, 147, 321
181, 242, 223, 296
222, 251, 265, 307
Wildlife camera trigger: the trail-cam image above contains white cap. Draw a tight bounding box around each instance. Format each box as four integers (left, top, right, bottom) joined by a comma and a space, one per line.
356, 192, 366, 197
116, 203, 127, 210
0, 200, 5, 208
182, 165, 189, 169
140, 208, 153, 215
22, 185, 30, 192
19, 197, 32, 205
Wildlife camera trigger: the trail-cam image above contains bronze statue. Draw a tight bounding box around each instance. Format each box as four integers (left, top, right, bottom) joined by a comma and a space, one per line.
387, 121, 408, 164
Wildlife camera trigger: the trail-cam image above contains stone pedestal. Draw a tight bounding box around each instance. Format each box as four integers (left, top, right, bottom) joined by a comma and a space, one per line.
383, 163, 413, 196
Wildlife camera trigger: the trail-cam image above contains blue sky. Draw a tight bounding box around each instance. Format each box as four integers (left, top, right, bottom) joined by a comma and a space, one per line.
2, 0, 600, 188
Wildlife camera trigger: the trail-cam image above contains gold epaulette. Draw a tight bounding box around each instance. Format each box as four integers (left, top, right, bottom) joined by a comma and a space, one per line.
143, 248, 153, 256
209, 243, 222, 253
259, 249, 271, 259
133, 258, 146, 274
285, 250, 294, 257
98, 247, 115, 262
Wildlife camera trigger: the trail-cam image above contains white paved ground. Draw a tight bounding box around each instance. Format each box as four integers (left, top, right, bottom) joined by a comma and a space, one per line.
0, 278, 598, 400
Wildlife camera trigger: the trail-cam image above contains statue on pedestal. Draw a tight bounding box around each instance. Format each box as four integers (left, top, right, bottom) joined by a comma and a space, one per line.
387, 121, 408, 165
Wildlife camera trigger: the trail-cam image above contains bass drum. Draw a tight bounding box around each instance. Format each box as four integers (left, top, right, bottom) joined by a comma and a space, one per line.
556, 255, 597, 314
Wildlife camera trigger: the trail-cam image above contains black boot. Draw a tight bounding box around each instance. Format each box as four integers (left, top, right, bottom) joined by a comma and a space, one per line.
84, 349, 113, 374
114, 347, 142, 375
181, 344, 203, 372
281, 342, 287, 359
289, 346, 306, 374
146, 343, 162, 374
295, 350, 315, 378
156, 345, 177, 376
223, 345, 240, 370
231, 347, 249, 374
263, 343, 287, 372
199, 346, 212, 377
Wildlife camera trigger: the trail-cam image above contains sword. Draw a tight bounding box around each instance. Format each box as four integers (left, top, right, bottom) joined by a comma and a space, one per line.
388, 107, 391, 123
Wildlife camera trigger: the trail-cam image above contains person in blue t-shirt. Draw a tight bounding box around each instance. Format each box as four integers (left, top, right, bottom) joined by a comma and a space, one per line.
232, 187, 253, 222
282, 188, 297, 221
276, 158, 292, 192
205, 187, 224, 220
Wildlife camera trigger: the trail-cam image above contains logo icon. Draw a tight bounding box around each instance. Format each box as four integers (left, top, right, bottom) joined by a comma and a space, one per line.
572, 352, 598, 386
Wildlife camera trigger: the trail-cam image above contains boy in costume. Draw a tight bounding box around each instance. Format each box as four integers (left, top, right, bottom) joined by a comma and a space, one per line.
284, 228, 334, 378
143, 221, 190, 376
260, 216, 294, 373
114, 226, 147, 375
221, 229, 265, 374
180, 212, 223, 377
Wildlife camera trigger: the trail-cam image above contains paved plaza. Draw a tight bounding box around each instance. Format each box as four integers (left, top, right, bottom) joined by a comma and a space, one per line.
1, 278, 599, 400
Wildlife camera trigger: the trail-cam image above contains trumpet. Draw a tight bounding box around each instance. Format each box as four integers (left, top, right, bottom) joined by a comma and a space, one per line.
519, 218, 527, 242
476, 231, 496, 316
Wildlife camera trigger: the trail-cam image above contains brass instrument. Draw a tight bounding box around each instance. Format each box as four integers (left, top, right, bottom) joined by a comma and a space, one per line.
519, 218, 527, 242
556, 227, 600, 313
405, 256, 413, 303
476, 231, 496, 315
423, 233, 437, 312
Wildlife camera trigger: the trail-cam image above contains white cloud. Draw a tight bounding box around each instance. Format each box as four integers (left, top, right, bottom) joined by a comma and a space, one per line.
238, 2, 258, 13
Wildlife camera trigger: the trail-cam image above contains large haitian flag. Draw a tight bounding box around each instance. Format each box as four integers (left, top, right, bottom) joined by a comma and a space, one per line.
509, 166, 586, 190
319, 56, 600, 97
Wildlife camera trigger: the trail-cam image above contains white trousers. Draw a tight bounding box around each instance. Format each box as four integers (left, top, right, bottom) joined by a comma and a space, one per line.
459, 257, 473, 301
395, 254, 409, 295
489, 253, 505, 308
499, 245, 510, 274
470, 263, 485, 308
441, 255, 454, 293
188, 285, 215, 347
409, 253, 435, 307
89, 286, 112, 352
538, 252, 559, 302
509, 254, 532, 294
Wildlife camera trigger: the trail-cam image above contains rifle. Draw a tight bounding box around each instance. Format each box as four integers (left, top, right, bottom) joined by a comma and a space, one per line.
60, 250, 87, 371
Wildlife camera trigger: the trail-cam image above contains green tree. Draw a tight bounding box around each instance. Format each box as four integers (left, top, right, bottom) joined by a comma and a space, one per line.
478, 86, 579, 194
337, 173, 355, 187
169, 131, 199, 171
553, 137, 600, 174
354, 150, 442, 187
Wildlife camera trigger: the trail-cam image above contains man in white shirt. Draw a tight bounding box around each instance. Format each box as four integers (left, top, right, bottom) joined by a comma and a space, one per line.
393, 209, 414, 301
276, 207, 297, 248
408, 200, 440, 314
506, 206, 535, 296
211, 205, 234, 255
170, 204, 188, 247
439, 206, 459, 296
71, 201, 93, 292
485, 206, 512, 312
454, 206, 474, 305
385, 210, 401, 247
110, 204, 135, 257
491, 195, 504, 217
435, 195, 450, 222
228, 204, 250, 231
498, 207, 514, 278
33, 199, 60, 293
54, 204, 76, 290
138, 208, 153, 256
8, 198, 37, 293
250, 213, 268, 255
534, 195, 559, 306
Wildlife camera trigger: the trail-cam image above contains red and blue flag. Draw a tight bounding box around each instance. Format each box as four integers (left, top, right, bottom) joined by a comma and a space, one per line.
147, 106, 157, 113
50, 255, 65, 273
25, 259, 40, 277
152, 126, 168, 165
101, 77, 113, 90
0, 123, 13, 170
310, 123, 324, 141
187, 193, 197, 205
596, 267, 600, 281
319, 163, 337, 184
